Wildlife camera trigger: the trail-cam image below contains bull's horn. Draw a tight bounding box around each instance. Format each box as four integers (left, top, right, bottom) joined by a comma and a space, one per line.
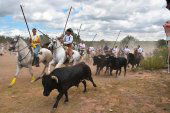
51, 76, 58, 82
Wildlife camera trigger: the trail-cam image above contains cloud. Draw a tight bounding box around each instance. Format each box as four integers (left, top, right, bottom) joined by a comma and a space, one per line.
0, 0, 170, 41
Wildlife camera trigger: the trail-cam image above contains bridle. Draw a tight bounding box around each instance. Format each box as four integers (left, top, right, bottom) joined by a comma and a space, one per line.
10, 37, 32, 63
49, 39, 63, 52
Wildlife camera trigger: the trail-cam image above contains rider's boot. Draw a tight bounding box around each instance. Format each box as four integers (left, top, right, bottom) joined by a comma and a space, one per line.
35, 57, 40, 67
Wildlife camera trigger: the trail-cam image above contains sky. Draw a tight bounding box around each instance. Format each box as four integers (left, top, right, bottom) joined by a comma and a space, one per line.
0, 0, 170, 41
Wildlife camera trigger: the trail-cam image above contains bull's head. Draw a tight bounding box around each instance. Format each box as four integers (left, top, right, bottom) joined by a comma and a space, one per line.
93, 56, 102, 66
35, 73, 58, 96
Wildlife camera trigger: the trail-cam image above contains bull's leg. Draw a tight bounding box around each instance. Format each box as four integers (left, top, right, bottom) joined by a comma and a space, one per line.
98, 66, 103, 75
115, 70, 118, 77
89, 76, 97, 87
124, 65, 127, 76
95, 66, 99, 75
82, 80, 87, 92
105, 66, 109, 74
51, 93, 64, 113
28, 66, 35, 83
98, 66, 104, 75
9, 64, 22, 87
119, 68, 121, 76
64, 92, 69, 102
110, 68, 113, 76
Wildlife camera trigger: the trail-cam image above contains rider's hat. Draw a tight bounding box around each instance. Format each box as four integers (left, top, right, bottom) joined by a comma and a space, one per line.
66, 28, 73, 33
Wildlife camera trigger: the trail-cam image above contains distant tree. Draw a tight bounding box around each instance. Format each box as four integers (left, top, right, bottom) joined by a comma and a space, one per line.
72, 33, 81, 43
0, 35, 13, 43
120, 35, 139, 47
157, 39, 167, 48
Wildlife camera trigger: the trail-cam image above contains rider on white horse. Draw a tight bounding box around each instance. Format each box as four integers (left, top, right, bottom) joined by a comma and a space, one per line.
63, 28, 74, 62
137, 45, 144, 57
31, 28, 41, 67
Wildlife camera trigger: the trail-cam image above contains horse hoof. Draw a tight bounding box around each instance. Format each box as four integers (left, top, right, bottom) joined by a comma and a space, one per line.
50, 108, 56, 113
30, 76, 35, 83
8, 85, 13, 88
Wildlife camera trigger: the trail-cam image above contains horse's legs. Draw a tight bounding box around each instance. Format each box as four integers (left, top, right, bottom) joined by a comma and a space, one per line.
9, 65, 21, 87
55, 63, 63, 69
41, 65, 47, 76
110, 68, 113, 76
48, 60, 55, 74
28, 65, 35, 83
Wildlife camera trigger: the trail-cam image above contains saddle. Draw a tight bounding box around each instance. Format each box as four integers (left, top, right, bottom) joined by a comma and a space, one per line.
63, 46, 74, 64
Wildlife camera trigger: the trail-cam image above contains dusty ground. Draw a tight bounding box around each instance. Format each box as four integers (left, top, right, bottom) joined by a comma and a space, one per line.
0, 53, 170, 113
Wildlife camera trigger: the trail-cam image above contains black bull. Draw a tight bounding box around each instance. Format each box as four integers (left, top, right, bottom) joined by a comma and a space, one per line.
35, 62, 97, 112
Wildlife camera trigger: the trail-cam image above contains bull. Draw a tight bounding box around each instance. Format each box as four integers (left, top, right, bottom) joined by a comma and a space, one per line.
35, 62, 97, 113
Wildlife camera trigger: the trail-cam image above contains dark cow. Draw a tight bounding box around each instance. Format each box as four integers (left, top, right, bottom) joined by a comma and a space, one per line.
36, 62, 97, 113
93, 55, 110, 75
127, 53, 141, 68
107, 56, 127, 77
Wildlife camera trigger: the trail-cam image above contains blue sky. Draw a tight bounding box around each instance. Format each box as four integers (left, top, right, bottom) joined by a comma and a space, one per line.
0, 0, 170, 41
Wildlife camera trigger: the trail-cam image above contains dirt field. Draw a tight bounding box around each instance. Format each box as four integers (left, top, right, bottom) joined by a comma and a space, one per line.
0, 53, 170, 113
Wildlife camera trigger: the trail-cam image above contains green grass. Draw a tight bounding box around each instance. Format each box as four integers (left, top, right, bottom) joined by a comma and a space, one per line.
141, 47, 168, 70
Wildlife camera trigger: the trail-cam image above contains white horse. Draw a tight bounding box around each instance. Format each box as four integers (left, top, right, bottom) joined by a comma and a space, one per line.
47, 38, 81, 74
8, 36, 52, 87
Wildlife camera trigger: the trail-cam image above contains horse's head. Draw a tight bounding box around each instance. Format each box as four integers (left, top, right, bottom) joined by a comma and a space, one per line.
48, 37, 62, 50
48, 38, 56, 50
8, 36, 20, 51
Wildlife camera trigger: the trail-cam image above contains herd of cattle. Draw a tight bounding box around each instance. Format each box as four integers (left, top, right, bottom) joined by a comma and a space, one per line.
92, 52, 142, 77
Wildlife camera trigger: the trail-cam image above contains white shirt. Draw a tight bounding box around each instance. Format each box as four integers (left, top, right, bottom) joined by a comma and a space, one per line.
138, 47, 143, 53
112, 48, 119, 53
64, 34, 73, 44
79, 43, 86, 50
89, 47, 95, 52
124, 48, 130, 54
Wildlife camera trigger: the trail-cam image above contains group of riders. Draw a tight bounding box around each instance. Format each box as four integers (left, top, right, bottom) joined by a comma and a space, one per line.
31, 28, 76, 67
103, 44, 144, 58
31, 27, 144, 67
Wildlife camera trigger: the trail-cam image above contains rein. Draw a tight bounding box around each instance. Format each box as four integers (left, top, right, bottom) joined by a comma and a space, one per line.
14, 38, 32, 63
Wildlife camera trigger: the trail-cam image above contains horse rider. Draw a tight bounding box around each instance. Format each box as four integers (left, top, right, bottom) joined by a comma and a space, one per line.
137, 45, 144, 57
103, 44, 109, 54
79, 41, 86, 56
63, 28, 74, 62
112, 46, 119, 57
31, 28, 41, 67
124, 45, 130, 58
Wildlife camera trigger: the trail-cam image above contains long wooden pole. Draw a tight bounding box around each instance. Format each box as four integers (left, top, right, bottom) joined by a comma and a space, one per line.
77, 24, 82, 36
63, 6, 73, 35
38, 29, 47, 36
113, 31, 121, 47
20, 5, 31, 40
92, 34, 97, 42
